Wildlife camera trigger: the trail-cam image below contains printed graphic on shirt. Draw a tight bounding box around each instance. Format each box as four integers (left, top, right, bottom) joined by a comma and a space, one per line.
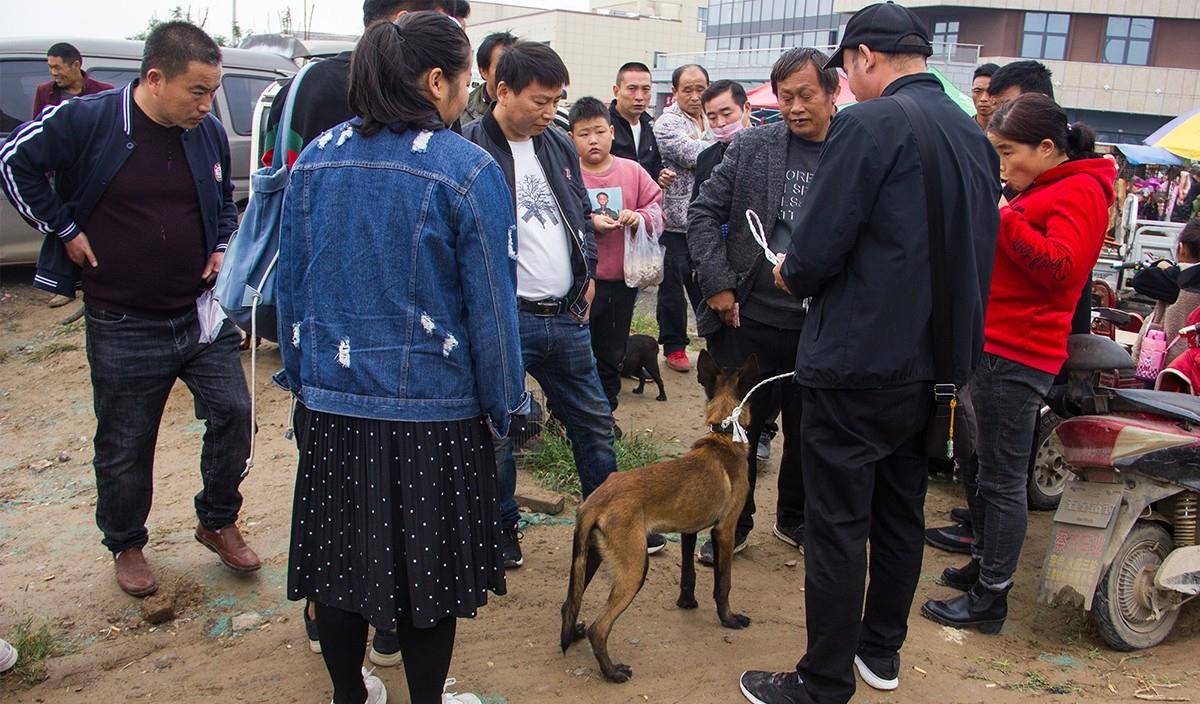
587, 188, 623, 219
517, 174, 561, 227
778, 167, 814, 224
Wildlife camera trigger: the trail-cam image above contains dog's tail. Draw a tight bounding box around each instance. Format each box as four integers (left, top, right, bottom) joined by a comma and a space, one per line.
560, 506, 599, 653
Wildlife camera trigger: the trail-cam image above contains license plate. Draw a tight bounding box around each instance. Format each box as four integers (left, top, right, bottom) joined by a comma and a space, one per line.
1054, 480, 1123, 529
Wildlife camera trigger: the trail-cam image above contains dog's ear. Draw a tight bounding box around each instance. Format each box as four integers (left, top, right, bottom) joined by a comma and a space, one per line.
736, 353, 761, 400
697, 349, 719, 397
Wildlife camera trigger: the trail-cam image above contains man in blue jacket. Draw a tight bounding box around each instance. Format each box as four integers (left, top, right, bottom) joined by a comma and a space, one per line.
0, 22, 259, 598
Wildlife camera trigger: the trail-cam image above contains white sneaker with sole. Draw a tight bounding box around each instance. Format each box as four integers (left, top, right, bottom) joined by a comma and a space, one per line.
0, 638, 18, 672
854, 655, 899, 691
442, 678, 483, 704
330, 667, 386, 704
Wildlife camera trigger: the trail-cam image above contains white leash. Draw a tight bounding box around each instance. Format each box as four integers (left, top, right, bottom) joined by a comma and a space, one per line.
720, 372, 795, 444
241, 250, 279, 478
746, 210, 780, 266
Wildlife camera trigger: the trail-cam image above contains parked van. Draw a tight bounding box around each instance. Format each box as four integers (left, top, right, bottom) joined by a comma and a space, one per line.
0, 37, 296, 265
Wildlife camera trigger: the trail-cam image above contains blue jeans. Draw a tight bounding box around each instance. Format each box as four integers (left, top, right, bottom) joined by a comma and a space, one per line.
495, 311, 617, 525
85, 307, 252, 553
962, 353, 1055, 589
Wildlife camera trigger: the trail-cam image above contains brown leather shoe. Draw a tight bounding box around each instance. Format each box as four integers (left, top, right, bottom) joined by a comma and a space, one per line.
114, 548, 158, 597
195, 523, 262, 572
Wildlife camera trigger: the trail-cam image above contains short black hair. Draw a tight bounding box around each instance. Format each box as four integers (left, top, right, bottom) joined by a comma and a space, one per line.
361, 0, 446, 26
451, 0, 470, 19
671, 63, 710, 90
477, 32, 517, 73
616, 61, 651, 86
495, 41, 569, 95
140, 21, 221, 80
47, 43, 82, 66
988, 60, 1054, 100
702, 79, 748, 108
973, 62, 1000, 80
567, 97, 610, 130
770, 47, 838, 97
349, 11, 472, 136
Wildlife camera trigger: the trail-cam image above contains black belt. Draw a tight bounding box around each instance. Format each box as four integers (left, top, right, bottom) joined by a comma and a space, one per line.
518, 297, 567, 317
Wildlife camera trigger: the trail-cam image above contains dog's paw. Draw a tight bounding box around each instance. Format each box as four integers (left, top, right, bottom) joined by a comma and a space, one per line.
656, 394, 667, 402
676, 594, 698, 609
603, 663, 633, 683
720, 613, 752, 629
631, 388, 644, 395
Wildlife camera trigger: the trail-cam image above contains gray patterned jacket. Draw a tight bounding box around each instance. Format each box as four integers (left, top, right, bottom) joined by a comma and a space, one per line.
653, 102, 713, 232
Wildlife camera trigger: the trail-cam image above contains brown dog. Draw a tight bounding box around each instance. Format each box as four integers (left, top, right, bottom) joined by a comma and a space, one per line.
559, 349, 758, 682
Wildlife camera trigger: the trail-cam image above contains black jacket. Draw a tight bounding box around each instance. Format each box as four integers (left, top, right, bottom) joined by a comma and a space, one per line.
1, 81, 237, 298
609, 101, 663, 181
691, 140, 729, 202
779, 73, 1001, 389
461, 106, 597, 318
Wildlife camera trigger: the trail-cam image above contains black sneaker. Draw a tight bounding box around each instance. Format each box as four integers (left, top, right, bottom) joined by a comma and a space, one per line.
772, 523, 804, 554
647, 533, 667, 555
369, 629, 403, 667
500, 523, 523, 568
924, 522, 975, 554
303, 601, 321, 653
854, 652, 899, 691
950, 506, 972, 525
699, 533, 748, 567
739, 670, 816, 704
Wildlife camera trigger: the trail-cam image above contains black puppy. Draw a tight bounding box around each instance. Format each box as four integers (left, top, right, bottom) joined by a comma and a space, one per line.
620, 334, 667, 402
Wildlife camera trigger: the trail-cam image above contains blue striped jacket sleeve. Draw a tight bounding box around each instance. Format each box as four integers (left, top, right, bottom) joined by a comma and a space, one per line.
0, 100, 83, 242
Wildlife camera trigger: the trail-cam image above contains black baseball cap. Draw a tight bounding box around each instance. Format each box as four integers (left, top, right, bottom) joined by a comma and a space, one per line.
824, 1, 933, 69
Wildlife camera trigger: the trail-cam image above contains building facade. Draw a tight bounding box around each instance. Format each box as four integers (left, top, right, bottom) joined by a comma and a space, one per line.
465, 0, 707, 106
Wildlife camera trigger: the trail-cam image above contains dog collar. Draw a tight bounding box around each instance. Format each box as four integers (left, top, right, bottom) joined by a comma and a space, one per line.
709, 423, 739, 439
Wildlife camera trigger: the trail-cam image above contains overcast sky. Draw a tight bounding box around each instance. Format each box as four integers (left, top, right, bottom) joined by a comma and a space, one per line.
5, 0, 588, 42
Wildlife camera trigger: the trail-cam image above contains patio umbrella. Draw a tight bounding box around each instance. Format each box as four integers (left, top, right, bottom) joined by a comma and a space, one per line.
1144, 107, 1200, 161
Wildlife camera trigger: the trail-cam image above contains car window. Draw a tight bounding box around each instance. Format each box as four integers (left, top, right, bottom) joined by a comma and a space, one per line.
222, 75, 274, 136
1, 60, 51, 136
0, 61, 137, 138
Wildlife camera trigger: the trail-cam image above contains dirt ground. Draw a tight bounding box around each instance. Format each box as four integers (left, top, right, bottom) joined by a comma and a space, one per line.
1, 275, 1198, 704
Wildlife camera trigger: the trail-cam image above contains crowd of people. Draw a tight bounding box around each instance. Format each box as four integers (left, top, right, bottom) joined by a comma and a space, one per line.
0, 0, 1158, 702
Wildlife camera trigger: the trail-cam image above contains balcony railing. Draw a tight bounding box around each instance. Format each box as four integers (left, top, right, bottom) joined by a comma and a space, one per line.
655, 42, 982, 71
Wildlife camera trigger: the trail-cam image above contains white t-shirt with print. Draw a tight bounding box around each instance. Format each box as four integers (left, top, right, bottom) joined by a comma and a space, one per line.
510, 138, 572, 300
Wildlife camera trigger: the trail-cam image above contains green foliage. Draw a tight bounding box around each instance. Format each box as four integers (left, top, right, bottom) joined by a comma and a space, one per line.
1, 619, 67, 687
522, 420, 674, 496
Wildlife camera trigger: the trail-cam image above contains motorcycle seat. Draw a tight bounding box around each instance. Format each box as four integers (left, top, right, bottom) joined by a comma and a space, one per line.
1109, 388, 1200, 425
1063, 334, 1135, 372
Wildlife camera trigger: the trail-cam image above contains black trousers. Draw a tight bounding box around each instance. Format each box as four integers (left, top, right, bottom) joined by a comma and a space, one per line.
706, 319, 805, 536
589, 279, 639, 411
656, 231, 702, 354
796, 384, 931, 704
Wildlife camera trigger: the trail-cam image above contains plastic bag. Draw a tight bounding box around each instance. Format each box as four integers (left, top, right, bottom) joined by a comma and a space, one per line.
623, 225, 665, 288
1136, 329, 1168, 382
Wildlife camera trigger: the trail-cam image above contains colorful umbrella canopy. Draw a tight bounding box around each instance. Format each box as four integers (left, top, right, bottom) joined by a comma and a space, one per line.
1144, 107, 1200, 161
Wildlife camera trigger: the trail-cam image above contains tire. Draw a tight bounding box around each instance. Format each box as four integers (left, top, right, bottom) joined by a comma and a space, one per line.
1092, 522, 1178, 651
1028, 409, 1069, 511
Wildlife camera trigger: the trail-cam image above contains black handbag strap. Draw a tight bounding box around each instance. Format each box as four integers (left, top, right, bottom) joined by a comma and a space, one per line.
890, 91, 954, 398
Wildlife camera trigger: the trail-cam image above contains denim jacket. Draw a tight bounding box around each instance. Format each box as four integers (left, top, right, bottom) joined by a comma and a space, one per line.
275, 121, 529, 437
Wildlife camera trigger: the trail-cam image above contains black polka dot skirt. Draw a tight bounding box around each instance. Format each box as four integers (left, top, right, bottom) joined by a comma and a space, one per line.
287, 403, 506, 630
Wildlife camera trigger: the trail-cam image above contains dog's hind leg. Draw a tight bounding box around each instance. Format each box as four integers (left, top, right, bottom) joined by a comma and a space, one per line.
587, 534, 649, 683
711, 524, 751, 629
633, 371, 646, 395
676, 533, 698, 609
648, 363, 667, 402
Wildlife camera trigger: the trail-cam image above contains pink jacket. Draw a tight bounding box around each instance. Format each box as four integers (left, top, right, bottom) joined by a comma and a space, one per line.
582, 156, 664, 281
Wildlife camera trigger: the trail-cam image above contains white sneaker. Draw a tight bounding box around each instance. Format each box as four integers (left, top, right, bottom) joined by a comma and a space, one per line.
0, 638, 17, 672
330, 668, 387, 704
854, 654, 899, 691
442, 678, 483, 704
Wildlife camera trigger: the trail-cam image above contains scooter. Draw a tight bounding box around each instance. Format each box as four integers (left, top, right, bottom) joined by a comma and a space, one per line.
1039, 331, 1200, 651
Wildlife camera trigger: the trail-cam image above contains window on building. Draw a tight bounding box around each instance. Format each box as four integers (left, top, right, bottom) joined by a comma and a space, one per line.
932, 20, 958, 57
1021, 12, 1069, 60
1104, 16, 1153, 65
698, 6, 708, 33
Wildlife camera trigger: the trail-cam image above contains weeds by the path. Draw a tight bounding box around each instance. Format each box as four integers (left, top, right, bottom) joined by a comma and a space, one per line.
523, 420, 676, 495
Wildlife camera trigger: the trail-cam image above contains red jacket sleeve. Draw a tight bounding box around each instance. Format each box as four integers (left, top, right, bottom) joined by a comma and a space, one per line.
998, 180, 1106, 292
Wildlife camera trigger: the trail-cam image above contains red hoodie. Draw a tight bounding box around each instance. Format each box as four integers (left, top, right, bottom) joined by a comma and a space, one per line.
985, 157, 1116, 375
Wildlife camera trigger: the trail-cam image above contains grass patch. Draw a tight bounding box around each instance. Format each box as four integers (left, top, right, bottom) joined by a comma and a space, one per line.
522, 420, 675, 496
1009, 671, 1081, 695
977, 657, 1013, 674
24, 342, 78, 363
629, 313, 659, 338
55, 319, 84, 336
1, 619, 67, 687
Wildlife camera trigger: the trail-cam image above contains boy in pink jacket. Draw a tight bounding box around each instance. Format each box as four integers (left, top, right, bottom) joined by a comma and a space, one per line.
568, 97, 664, 414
